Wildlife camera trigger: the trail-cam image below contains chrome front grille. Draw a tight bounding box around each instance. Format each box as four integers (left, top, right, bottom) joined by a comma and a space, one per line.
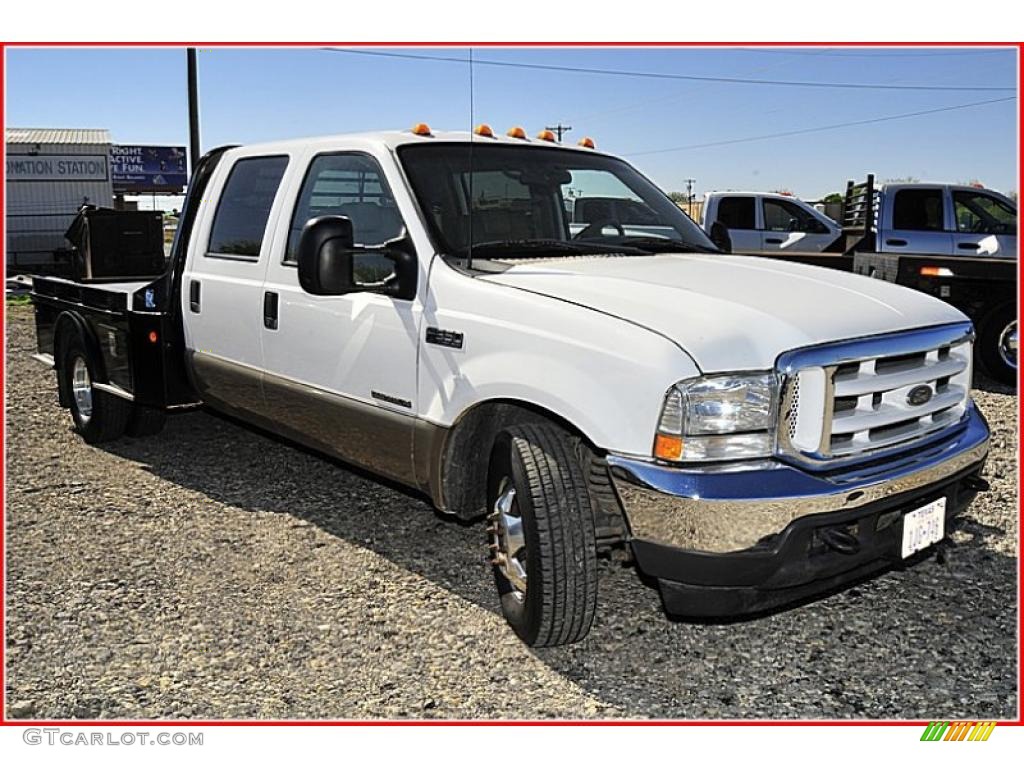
777, 323, 974, 468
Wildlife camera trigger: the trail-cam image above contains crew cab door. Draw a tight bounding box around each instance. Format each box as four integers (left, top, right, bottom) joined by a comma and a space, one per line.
760, 197, 838, 253
712, 196, 760, 252
258, 150, 422, 485
180, 152, 290, 421
879, 186, 954, 255
950, 187, 1018, 258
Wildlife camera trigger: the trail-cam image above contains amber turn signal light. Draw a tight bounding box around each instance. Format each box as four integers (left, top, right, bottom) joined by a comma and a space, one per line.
653, 434, 683, 461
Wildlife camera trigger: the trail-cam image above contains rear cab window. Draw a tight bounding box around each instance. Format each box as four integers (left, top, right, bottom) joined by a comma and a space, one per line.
716, 197, 756, 230
207, 155, 290, 259
891, 188, 945, 232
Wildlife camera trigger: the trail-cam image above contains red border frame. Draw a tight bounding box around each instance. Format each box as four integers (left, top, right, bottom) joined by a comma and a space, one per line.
0, 40, 1020, 728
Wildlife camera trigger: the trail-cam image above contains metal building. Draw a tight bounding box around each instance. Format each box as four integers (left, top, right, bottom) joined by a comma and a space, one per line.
5, 128, 113, 272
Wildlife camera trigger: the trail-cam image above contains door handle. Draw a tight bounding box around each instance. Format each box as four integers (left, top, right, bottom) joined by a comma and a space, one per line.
765, 237, 784, 244
263, 291, 279, 330
957, 242, 981, 250
885, 238, 908, 247
189, 280, 201, 312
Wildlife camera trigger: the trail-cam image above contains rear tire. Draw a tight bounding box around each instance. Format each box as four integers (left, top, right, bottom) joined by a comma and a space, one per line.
978, 303, 1017, 387
126, 406, 167, 438
61, 336, 131, 444
487, 423, 599, 647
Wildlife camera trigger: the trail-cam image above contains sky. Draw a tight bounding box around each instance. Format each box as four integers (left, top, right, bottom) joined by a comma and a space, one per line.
4, 46, 1018, 207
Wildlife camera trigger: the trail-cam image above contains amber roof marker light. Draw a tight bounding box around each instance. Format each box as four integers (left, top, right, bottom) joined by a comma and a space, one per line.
410, 122, 433, 136
506, 126, 528, 140
473, 124, 495, 138
536, 129, 557, 142
577, 136, 596, 149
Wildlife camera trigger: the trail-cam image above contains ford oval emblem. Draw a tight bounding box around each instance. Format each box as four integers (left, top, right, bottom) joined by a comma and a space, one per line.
907, 385, 933, 406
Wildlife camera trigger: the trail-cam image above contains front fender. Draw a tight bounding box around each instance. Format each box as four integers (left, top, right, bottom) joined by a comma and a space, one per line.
418, 264, 699, 456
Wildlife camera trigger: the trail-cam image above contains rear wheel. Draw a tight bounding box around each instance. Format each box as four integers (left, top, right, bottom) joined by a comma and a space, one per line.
487, 423, 599, 647
61, 336, 131, 444
978, 304, 1017, 386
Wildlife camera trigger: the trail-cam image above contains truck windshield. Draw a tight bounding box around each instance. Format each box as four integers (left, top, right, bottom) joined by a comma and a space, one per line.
398, 143, 717, 258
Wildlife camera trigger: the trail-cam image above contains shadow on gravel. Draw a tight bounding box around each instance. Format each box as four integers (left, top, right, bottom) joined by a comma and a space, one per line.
102, 408, 1018, 719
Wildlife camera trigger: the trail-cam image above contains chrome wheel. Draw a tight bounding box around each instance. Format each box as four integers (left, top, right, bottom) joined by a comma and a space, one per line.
71, 356, 93, 422
998, 319, 1017, 370
488, 479, 527, 602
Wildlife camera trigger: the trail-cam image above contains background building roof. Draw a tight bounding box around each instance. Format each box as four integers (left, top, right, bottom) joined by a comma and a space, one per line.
5, 127, 111, 145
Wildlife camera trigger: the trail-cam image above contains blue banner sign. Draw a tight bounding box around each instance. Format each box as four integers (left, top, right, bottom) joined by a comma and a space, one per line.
110, 145, 188, 192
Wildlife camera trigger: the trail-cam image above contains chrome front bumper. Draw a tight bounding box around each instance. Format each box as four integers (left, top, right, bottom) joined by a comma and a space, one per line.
607, 403, 990, 555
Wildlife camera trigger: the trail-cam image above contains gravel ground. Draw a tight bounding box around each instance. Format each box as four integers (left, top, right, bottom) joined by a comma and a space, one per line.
4, 303, 1018, 720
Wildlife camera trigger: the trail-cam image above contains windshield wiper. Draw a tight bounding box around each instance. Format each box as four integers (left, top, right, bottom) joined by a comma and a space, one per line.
599, 235, 722, 254
454, 239, 643, 258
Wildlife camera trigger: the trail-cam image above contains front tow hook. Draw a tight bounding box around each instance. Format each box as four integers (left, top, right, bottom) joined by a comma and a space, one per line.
819, 527, 861, 555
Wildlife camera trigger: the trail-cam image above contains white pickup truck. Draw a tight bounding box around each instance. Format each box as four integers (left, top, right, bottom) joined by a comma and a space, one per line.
31, 127, 990, 646
701, 191, 842, 256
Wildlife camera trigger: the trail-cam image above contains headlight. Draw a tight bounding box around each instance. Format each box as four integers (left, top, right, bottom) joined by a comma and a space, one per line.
654, 373, 778, 462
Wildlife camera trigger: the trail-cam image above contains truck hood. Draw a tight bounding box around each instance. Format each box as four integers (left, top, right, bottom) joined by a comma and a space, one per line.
479, 253, 968, 372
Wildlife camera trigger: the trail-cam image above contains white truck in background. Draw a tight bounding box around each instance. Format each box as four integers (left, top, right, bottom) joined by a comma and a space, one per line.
701, 191, 842, 256
31, 127, 991, 647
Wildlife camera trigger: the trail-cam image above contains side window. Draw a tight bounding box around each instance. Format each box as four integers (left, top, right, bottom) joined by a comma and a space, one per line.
716, 197, 756, 229
763, 198, 823, 232
953, 190, 1017, 235
207, 155, 289, 259
892, 188, 945, 232
286, 153, 405, 265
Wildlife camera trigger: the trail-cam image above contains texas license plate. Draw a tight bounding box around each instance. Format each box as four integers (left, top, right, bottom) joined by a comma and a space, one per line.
901, 498, 947, 559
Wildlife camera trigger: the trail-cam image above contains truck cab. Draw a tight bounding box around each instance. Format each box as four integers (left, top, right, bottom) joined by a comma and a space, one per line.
875, 182, 1017, 259
702, 191, 842, 256
31, 127, 991, 647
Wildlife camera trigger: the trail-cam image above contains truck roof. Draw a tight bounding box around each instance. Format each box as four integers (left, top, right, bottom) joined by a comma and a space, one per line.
224, 129, 609, 157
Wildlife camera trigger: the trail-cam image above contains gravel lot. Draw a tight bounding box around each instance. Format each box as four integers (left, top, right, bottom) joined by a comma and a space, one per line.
4, 303, 1018, 720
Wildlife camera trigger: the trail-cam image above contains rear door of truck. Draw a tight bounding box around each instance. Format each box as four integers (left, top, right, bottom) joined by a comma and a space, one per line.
180, 150, 291, 421
712, 195, 761, 252
878, 185, 954, 256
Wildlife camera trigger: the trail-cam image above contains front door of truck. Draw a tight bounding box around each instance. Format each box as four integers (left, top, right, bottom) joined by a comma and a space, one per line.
880, 186, 954, 256
180, 152, 290, 422
760, 197, 837, 253
258, 150, 422, 485
950, 188, 1018, 258
713, 196, 760, 253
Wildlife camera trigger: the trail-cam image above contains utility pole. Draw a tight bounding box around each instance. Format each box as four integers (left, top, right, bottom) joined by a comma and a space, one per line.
186, 48, 201, 177
683, 178, 696, 217
545, 123, 572, 142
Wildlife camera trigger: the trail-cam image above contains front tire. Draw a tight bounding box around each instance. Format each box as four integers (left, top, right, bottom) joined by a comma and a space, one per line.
61, 336, 131, 444
978, 303, 1017, 387
487, 423, 599, 647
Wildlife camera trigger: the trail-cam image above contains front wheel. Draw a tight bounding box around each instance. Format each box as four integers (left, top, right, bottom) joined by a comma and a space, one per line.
487, 423, 599, 647
978, 304, 1017, 387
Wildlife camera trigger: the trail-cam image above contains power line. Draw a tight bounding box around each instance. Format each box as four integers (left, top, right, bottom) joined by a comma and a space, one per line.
734, 47, 1013, 58
321, 47, 1015, 93
625, 96, 1016, 156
